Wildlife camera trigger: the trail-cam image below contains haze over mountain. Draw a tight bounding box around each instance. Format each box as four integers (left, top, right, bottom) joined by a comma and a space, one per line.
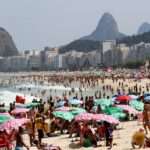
138, 22, 150, 34
60, 13, 126, 53
0, 27, 18, 57
81, 12, 125, 41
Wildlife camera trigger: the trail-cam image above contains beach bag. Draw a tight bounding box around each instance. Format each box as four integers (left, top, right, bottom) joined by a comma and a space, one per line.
83, 138, 92, 147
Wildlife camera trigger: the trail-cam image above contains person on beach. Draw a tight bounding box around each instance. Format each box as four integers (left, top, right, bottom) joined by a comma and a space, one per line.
132, 128, 145, 149
104, 121, 114, 149
35, 113, 44, 145
143, 103, 150, 134
15, 127, 29, 150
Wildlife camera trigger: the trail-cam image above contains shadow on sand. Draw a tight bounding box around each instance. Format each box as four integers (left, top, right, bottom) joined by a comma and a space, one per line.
69, 142, 82, 149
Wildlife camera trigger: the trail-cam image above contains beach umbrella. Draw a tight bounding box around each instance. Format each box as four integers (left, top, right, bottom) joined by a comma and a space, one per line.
0, 115, 12, 124
111, 112, 126, 120
69, 99, 83, 105
11, 108, 30, 115
15, 103, 26, 108
116, 105, 139, 115
56, 101, 65, 107
116, 95, 131, 103
144, 96, 150, 102
0, 113, 10, 116
93, 114, 120, 124
25, 102, 40, 108
55, 107, 70, 112
104, 107, 126, 120
70, 108, 86, 116
129, 100, 144, 111
75, 113, 94, 121
128, 95, 139, 100
0, 118, 30, 133
144, 93, 150, 98
94, 98, 113, 110
53, 111, 74, 121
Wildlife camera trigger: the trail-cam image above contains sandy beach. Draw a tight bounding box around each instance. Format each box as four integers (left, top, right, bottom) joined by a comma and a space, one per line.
0, 71, 149, 150
25, 121, 147, 150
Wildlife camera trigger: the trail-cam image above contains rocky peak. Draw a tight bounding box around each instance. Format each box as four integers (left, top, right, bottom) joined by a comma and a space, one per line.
0, 27, 18, 57
82, 12, 125, 41
138, 22, 150, 34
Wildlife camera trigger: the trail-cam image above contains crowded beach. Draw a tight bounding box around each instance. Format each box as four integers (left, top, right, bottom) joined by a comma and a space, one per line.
0, 69, 150, 149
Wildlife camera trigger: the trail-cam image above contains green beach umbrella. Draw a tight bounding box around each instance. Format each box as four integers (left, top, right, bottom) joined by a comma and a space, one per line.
53, 111, 74, 121
129, 100, 144, 111
94, 98, 113, 110
0, 115, 12, 124
111, 112, 126, 120
104, 107, 126, 120
25, 102, 40, 108
70, 108, 86, 116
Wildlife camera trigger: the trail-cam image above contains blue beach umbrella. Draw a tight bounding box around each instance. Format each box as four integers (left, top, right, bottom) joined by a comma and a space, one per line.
56, 101, 65, 107
144, 93, 150, 98
69, 99, 82, 105
144, 96, 150, 103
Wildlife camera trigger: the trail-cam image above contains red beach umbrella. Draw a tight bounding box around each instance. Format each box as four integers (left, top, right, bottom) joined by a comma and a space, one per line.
116, 95, 131, 103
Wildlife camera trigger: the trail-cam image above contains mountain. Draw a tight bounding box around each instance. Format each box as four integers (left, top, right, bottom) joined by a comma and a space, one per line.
59, 40, 100, 53
81, 12, 125, 41
138, 22, 150, 34
0, 27, 18, 57
118, 31, 150, 46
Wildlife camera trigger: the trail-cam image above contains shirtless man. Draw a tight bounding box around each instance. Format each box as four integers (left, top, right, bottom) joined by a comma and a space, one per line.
143, 103, 150, 134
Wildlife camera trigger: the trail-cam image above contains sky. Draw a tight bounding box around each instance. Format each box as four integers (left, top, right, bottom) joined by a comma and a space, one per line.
0, 0, 149, 51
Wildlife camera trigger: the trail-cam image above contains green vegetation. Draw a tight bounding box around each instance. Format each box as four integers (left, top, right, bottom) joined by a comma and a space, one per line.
118, 31, 150, 46
123, 60, 145, 68
59, 40, 100, 53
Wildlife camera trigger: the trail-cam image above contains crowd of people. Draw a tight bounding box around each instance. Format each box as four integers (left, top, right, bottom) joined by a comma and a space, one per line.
0, 70, 150, 149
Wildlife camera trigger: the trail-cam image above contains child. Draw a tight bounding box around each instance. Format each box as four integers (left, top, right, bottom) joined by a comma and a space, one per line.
132, 128, 145, 149
104, 121, 113, 149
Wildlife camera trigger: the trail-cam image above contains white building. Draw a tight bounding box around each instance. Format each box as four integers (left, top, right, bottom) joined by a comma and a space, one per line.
44, 47, 59, 69
0, 56, 29, 71
102, 40, 116, 53
28, 55, 41, 70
